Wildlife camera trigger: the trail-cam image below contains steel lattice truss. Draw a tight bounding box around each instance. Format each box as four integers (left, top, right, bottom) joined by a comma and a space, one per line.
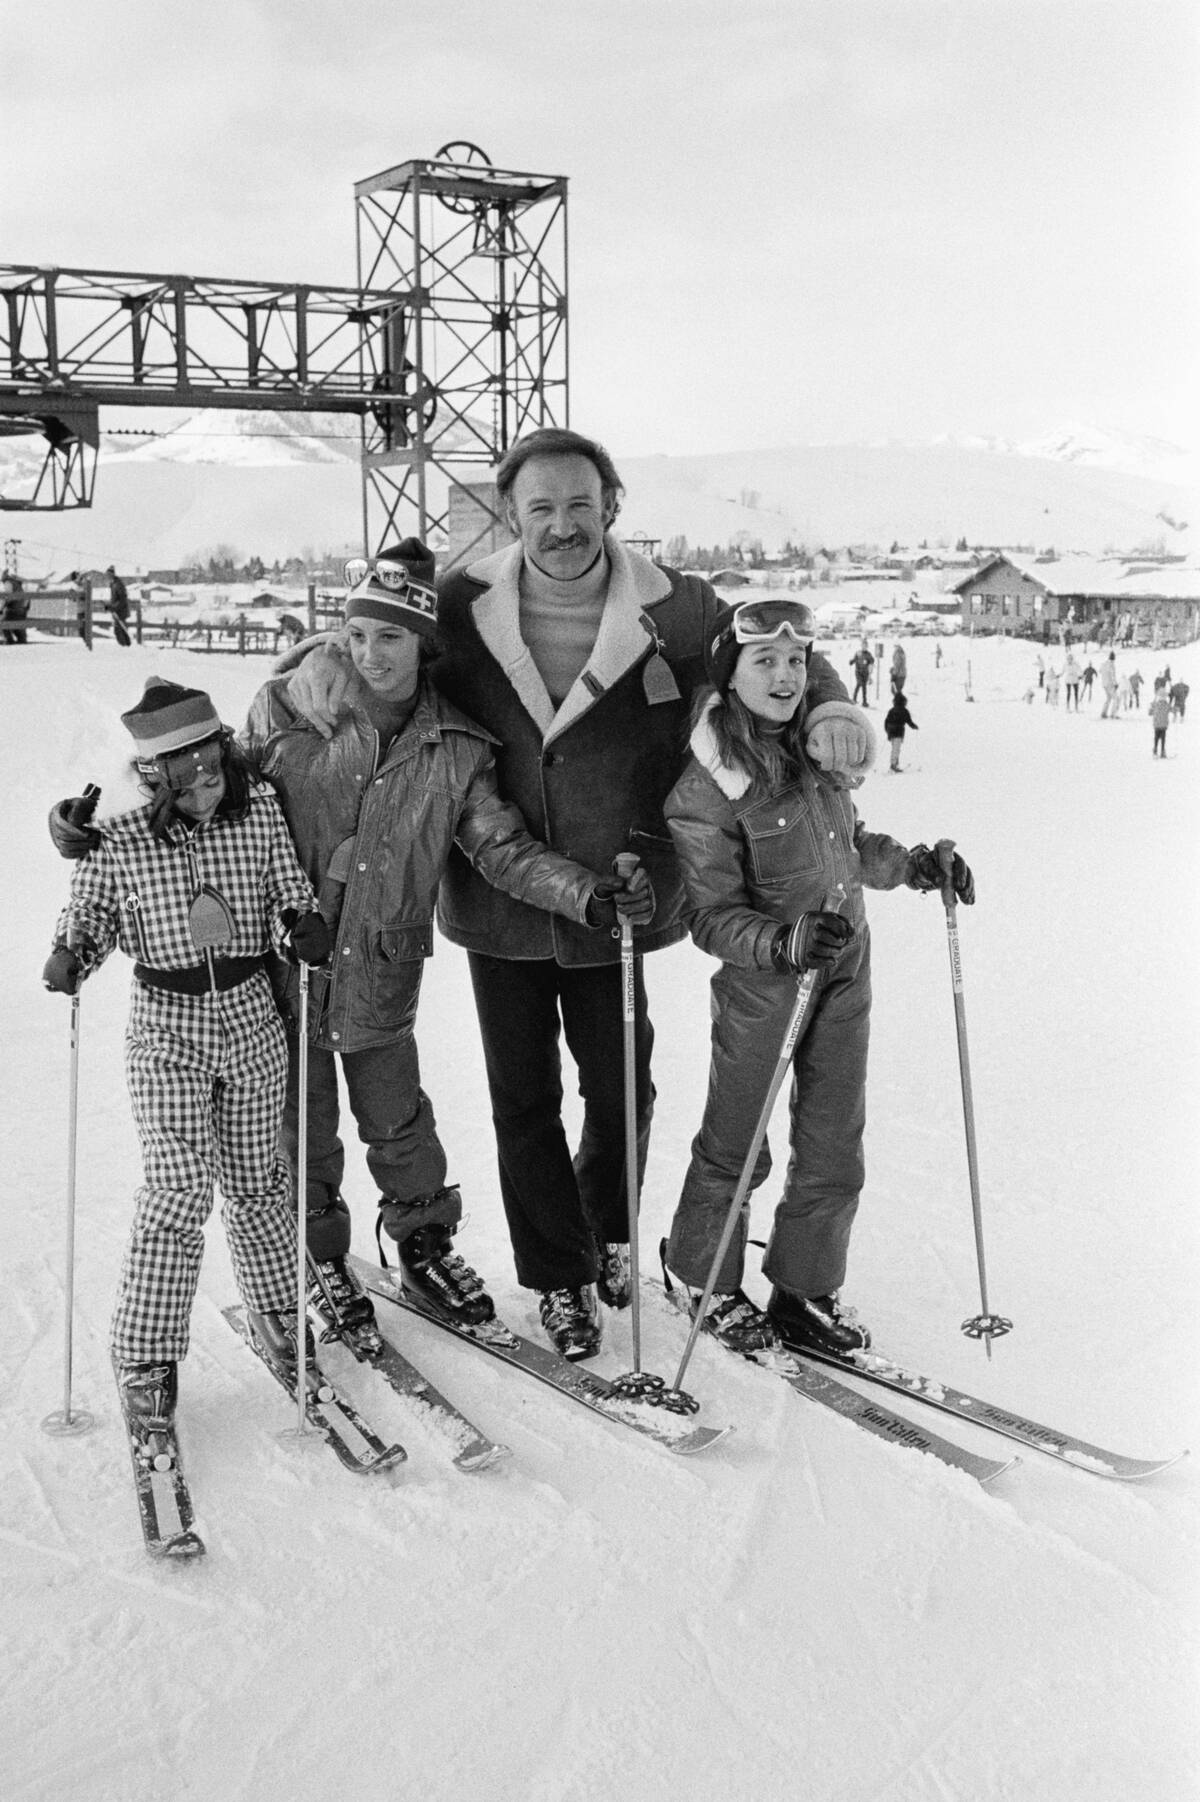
0, 152, 569, 547
354, 156, 568, 557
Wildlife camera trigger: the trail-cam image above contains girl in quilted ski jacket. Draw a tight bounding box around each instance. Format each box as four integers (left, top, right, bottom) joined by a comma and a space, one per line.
662, 599, 975, 1358
241, 542, 650, 1353
42, 677, 330, 1438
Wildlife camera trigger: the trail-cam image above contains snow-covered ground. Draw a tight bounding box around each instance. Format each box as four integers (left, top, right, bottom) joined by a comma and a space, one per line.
3, 630, 1197, 1802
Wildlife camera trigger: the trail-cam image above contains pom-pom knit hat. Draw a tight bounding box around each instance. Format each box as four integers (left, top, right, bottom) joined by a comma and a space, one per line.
120, 677, 223, 758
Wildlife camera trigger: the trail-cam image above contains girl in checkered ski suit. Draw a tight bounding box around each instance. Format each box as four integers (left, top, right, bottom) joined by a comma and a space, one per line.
42, 678, 331, 1430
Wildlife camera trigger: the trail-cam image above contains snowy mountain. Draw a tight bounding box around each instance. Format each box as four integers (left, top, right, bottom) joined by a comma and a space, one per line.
111, 408, 361, 468
1, 415, 1196, 574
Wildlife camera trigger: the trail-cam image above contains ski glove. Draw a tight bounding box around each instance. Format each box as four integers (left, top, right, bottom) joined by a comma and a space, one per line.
804, 702, 877, 782
48, 787, 102, 861
42, 937, 98, 994
771, 911, 853, 974
282, 909, 333, 965
906, 843, 975, 906
586, 863, 657, 930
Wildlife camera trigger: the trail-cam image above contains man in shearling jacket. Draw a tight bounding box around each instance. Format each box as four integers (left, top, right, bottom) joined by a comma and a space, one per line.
286, 428, 873, 1360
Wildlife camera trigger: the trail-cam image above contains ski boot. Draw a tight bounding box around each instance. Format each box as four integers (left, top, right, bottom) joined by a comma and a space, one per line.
245, 1307, 322, 1390
595, 1241, 633, 1310
689, 1289, 778, 1355
538, 1285, 601, 1361
308, 1255, 383, 1356
399, 1218, 496, 1327
767, 1288, 870, 1357
115, 1361, 179, 1471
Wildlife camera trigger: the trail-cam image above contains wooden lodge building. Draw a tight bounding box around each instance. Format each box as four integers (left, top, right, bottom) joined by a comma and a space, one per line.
950, 553, 1200, 646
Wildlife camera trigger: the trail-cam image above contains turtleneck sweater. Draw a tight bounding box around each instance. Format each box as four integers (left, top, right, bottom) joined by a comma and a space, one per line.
517, 550, 610, 707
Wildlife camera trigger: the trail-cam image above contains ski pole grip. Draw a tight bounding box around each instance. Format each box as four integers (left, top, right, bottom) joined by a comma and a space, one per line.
935, 838, 958, 910
613, 852, 640, 882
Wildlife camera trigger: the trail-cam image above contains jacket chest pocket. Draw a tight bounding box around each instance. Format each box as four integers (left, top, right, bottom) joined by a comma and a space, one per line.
742, 793, 823, 885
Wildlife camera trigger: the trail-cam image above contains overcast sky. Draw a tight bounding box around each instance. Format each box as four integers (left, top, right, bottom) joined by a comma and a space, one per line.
3, 0, 1197, 457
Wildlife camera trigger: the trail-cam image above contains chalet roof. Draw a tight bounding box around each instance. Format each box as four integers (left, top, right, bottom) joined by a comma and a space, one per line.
951, 552, 1200, 602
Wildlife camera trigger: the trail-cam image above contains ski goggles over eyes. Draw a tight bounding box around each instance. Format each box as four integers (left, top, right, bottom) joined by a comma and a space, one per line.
137, 734, 225, 792
729, 599, 817, 646
344, 557, 437, 610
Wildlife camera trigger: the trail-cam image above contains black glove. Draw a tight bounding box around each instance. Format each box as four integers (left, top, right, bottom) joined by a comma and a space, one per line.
906, 843, 975, 906
771, 911, 853, 973
48, 787, 101, 861
586, 863, 656, 930
282, 909, 333, 965
42, 943, 89, 994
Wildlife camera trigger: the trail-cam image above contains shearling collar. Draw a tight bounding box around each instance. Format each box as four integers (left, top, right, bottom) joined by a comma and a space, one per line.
688, 694, 754, 801
463, 536, 673, 745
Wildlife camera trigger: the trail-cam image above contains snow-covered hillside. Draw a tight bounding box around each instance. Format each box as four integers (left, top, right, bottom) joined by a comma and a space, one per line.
3, 630, 1197, 1802
3, 424, 1196, 575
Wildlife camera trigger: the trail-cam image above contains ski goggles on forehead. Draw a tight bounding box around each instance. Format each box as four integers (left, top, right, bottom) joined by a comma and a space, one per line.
137, 735, 225, 792
344, 556, 437, 608
729, 599, 817, 646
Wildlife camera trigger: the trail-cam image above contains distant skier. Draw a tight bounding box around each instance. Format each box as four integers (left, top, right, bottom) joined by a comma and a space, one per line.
1151, 687, 1171, 757
1099, 653, 1119, 719
889, 643, 907, 695
850, 639, 874, 706
1063, 651, 1082, 712
1081, 660, 1097, 701
884, 688, 919, 770
1128, 669, 1144, 710
1170, 679, 1189, 721
106, 565, 132, 648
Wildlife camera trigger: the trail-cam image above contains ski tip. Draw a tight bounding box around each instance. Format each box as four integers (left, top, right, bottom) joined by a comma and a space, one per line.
453, 1442, 513, 1472
154, 1531, 207, 1561
668, 1424, 734, 1455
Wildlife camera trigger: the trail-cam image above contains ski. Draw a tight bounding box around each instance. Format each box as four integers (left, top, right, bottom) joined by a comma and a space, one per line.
750, 1346, 1017, 1485
351, 1257, 732, 1457
793, 1344, 1186, 1481
114, 1381, 206, 1562
223, 1306, 407, 1477
650, 1277, 1013, 1484
309, 1301, 510, 1473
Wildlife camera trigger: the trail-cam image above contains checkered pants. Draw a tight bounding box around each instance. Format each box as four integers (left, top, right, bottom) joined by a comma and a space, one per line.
110, 972, 298, 1362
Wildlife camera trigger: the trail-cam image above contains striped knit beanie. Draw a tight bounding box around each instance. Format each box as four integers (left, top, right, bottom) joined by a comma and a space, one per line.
120, 677, 222, 758
343, 539, 439, 638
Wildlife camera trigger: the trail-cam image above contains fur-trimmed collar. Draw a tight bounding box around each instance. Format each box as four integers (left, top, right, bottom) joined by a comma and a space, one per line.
462, 537, 673, 745
688, 694, 755, 801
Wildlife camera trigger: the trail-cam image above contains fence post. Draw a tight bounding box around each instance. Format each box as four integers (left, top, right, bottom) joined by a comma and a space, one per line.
307, 580, 316, 635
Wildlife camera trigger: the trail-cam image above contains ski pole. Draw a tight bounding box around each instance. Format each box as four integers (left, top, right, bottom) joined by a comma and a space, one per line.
280, 962, 320, 1444
607, 853, 673, 1406
42, 991, 95, 1437
935, 838, 1011, 1359
662, 962, 823, 1410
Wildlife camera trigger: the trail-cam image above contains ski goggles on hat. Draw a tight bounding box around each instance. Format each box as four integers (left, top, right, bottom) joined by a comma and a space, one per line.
344, 557, 437, 611
137, 734, 226, 792
728, 599, 817, 646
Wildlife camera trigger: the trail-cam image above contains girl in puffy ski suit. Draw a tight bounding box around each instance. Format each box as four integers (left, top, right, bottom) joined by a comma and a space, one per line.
662, 599, 975, 1356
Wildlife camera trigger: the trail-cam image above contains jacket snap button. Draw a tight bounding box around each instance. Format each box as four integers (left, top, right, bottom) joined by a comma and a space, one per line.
358, 862, 367, 872
778, 817, 786, 826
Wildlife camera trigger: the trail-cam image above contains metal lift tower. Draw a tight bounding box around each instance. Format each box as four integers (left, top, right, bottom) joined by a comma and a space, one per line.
0, 146, 569, 564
